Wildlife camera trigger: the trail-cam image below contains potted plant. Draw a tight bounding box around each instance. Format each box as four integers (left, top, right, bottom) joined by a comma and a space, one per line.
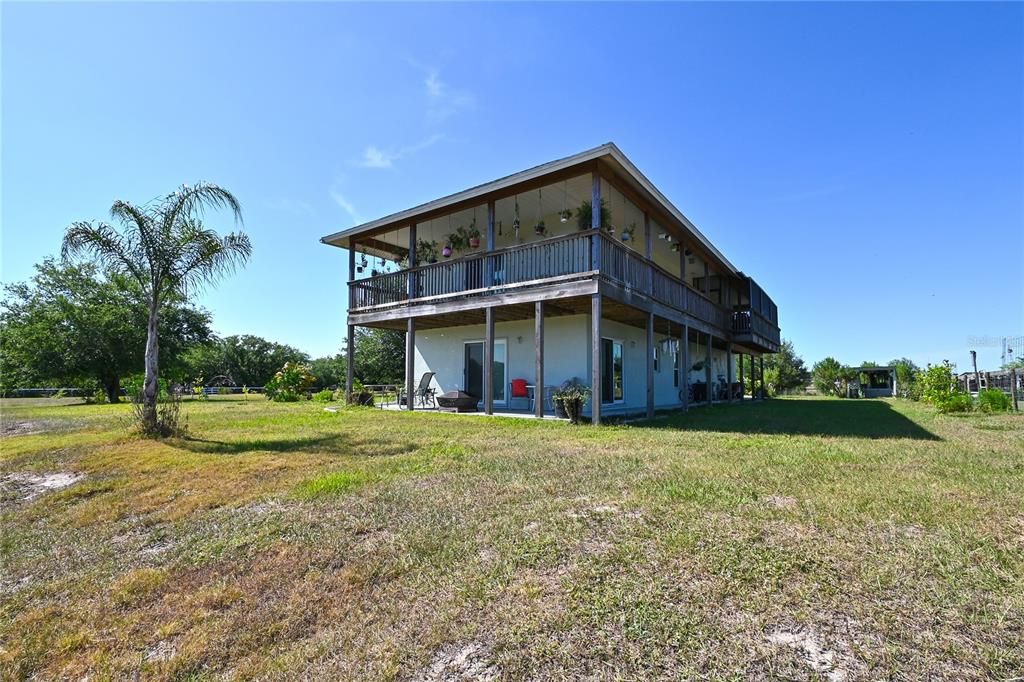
552, 379, 591, 424
417, 239, 438, 264
534, 219, 546, 236
467, 220, 480, 248
559, 208, 573, 223
442, 243, 453, 258
621, 222, 636, 242
575, 199, 612, 231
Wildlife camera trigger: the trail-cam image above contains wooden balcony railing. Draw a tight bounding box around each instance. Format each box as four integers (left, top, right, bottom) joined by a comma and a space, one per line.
731, 309, 781, 348
349, 231, 768, 341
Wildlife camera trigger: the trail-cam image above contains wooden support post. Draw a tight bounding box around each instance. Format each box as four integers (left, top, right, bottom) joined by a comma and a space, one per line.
703, 259, 710, 295
682, 324, 690, 411
347, 243, 357, 309
705, 332, 713, 405
591, 293, 602, 424
485, 200, 495, 285
405, 318, 415, 411
345, 323, 355, 397
591, 172, 602, 271
535, 301, 545, 419
484, 307, 495, 415
646, 312, 655, 419
727, 345, 734, 403
738, 352, 744, 402
1012, 368, 1020, 411
407, 224, 417, 299
760, 355, 765, 399
643, 212, 652, 260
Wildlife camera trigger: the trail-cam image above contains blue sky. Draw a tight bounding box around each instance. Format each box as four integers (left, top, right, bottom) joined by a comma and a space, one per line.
3, 2, 1022, 371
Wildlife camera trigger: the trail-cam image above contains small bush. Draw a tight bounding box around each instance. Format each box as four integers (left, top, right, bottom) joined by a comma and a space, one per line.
936, 392, 974, 414
129, 392, 188, 438
89, 388, 108, 405
552, 380, 591, 424
977, 389, 1011, 413
218, 386, 231, 395
265, 362, 316, 402
313, 389, 334, 403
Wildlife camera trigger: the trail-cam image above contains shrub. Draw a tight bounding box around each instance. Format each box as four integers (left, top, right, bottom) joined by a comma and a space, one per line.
977, 389, 1011, 413
265, 362, 316, 402
313, 389, 334, 403
552, 380, 591, 424
918, 361, 958, 405
218, 386, 231, 395
936, 392, 974, 414
129, 392, 187, 437
89, 388, 108, 405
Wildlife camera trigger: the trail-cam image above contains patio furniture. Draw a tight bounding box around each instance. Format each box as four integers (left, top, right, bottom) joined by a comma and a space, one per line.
526, 384, 556, 413
509, 378, 530, 410
399, 372, 437, 409
436, 390, 478, 412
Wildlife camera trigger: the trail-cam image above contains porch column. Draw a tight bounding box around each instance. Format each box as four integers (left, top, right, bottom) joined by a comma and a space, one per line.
643, 212, 652, 260
535, 301, 545, 419
407, 224, 417, 300
347, 242, 357, 309
727, 345, 734, 403
345, 323, 355, 397
590, 172, 602, 271
484, 307, 495, 415
591, 293, 602, 424
682, 324, 690, 411
760, 355, 766, 400
705, 332, 713, 404
405, 318, 415, 411
738, 352, 744, 402
485, 200, 495, 285
646, 312, 654, 419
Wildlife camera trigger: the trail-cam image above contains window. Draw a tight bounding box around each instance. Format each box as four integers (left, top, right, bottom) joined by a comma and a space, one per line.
601, 338, 624, 404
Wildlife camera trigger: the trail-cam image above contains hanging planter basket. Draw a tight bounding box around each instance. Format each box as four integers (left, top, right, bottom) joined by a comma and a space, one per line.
534, 220, 546, 236
442, 245, 453, 258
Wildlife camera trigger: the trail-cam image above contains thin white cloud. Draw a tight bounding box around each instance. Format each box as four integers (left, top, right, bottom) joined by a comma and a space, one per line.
425, 69, 443, 98
355, 134, 444, 170
423, 68, 475, 125
360, 146, 393, 169
330, 190, 364, 225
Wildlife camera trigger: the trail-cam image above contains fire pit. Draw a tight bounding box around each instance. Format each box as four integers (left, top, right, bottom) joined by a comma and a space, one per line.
436, 390, 479, 412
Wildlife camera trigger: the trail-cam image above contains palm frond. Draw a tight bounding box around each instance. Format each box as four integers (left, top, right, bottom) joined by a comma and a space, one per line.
167, 221, 252, 295
61, 221, 148, 288
162, 182, 243, 234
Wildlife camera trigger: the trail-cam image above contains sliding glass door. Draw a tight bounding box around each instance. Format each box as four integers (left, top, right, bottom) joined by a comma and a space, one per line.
464, 340, 507, 404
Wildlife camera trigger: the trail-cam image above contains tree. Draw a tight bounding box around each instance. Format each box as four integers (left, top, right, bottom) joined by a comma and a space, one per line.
812, 356, 851, 397
889, 357, 921, 399
0, 260, 211, 401
310, 354, 346, 389
183, 335, 309, 387
350, 328, 405, 384
762, 339, 809, 395
62, 184, 250, 432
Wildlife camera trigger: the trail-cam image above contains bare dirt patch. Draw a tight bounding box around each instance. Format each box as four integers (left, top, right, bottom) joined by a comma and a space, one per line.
412, 641, 499, 682
1, 471, 85, 502
764, 494, 798, 509
765, 621, 866, 682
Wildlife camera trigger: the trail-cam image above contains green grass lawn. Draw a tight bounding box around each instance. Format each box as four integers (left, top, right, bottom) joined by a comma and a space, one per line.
1, 396, 1021, 680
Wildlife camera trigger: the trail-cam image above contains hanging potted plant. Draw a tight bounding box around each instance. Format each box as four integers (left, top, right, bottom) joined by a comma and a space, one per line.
467, 220, 481, 248
442, 243, 453, 258
621, 222, 636, 242
559, 208, 573, 223
534, 219, 546, 236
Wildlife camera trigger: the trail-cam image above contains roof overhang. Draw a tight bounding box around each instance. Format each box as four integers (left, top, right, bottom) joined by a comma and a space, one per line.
320, 142, 740, 275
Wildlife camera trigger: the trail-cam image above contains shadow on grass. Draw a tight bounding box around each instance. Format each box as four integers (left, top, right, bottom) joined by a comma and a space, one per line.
643, 398, 941, 440
173, 433, 421, 457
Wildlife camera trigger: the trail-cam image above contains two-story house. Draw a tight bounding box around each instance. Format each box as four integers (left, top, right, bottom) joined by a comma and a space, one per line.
321, 143, 779, 423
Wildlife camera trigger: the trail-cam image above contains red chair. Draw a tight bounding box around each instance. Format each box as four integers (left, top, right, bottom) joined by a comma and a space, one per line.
510, 378, 529, 400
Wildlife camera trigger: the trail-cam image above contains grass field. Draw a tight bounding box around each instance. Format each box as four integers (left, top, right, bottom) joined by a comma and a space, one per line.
1, 396, 1021, 680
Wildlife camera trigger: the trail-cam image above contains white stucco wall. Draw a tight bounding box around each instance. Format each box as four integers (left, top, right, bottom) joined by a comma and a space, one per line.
413, 314, 740, 416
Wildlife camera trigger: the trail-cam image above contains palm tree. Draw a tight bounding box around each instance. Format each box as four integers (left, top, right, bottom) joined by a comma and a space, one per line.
63, 183, 250, 433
